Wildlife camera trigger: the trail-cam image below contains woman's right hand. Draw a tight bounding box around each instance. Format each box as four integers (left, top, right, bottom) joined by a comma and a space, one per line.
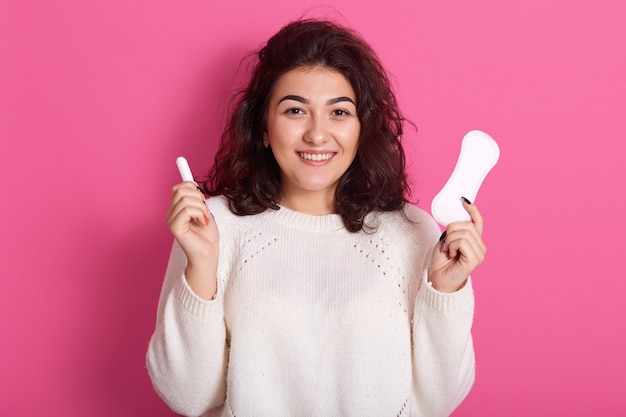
166, 181, 219, 299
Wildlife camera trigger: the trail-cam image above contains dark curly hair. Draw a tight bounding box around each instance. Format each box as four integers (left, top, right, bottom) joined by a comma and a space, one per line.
205, 18, 410, 232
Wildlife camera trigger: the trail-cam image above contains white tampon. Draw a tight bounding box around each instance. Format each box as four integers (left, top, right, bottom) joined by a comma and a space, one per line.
176, 156, 194, 182
431, 130, 500, 226
176, 155, 207, 210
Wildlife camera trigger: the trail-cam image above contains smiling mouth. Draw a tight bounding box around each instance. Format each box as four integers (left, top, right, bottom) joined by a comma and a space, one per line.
298, 152, 335, 161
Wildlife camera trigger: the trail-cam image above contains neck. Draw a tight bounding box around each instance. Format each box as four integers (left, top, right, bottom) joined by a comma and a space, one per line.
279, 190, 336, 215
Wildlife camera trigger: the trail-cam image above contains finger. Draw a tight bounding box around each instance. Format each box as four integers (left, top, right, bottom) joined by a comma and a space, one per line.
171, 183, 209, 212
189, 181, 208, 203
444, 224, 486, 258
447, 227, 486, 262
442, 212, 485, 249
173, 181, 207, 203
461, 197, 484, 236
168, 203, 209, 229
167, 194, 210, 227
169, 195, 209, 219
445, 232, 485, 267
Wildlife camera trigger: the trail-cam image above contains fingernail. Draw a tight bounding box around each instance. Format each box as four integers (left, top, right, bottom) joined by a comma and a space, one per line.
196, 186, 205, 195
204, 215, 210, 226
461, 196, 472, 204
439, 231, 447, 253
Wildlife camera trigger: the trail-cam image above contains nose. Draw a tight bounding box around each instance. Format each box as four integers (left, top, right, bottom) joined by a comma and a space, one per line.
303, 116, 328, 145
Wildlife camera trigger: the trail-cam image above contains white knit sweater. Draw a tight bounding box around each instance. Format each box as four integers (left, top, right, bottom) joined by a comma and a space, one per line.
147, 196, 475, 417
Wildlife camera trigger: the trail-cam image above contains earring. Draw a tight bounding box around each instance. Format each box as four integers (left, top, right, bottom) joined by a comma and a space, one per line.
263, 141, 269, 149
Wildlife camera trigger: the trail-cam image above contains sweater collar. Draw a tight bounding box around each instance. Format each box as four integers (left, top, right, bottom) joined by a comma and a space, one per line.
265, 205, 346, 232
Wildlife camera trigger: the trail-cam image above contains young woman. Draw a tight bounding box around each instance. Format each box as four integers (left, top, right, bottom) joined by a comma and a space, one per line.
147, 18, 486, 417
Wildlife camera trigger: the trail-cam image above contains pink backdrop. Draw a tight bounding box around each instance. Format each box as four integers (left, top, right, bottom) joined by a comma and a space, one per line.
1, 0, 625, 415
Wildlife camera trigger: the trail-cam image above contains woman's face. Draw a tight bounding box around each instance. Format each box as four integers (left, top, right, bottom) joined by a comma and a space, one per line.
264, 66, 360, 212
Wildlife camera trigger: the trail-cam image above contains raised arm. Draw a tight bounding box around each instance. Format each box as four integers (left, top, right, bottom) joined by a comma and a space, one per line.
411, 199, 486, 416
146, 184, 227, 416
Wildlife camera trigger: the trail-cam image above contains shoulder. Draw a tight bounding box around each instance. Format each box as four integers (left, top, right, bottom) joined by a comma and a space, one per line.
206, 195, 277, 238
206, 194, 231, 217
376, 203, 441, 247
206, 195, 244, 234
405, 203, 440, 235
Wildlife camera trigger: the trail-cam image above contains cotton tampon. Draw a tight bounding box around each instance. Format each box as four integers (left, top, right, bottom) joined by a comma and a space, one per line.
176, 156, 194, 182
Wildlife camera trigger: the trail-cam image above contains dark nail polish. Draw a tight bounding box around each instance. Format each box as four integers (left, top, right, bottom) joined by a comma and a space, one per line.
461, 196, 472, 205
439, 231, 447, 242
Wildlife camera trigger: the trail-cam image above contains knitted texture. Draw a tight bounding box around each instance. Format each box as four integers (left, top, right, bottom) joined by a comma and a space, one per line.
147, 196, 475, 417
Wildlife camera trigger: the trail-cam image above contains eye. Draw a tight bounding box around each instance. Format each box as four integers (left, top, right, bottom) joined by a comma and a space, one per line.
331, 109, 351, 117
284, 108, 305, 116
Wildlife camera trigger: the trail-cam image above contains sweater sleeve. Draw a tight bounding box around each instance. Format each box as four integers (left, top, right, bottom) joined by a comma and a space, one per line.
411, 270, 475, 417
146, 241, 228, 417
396, 205, 475, 416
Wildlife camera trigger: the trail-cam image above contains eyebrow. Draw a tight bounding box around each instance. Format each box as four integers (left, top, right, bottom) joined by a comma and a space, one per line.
277, 95, 356, 106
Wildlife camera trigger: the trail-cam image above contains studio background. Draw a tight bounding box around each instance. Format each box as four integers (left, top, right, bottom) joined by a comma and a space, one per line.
1, 0, 624, 416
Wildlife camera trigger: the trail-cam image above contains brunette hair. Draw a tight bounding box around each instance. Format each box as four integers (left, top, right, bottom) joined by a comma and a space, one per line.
205, 18, 410, 232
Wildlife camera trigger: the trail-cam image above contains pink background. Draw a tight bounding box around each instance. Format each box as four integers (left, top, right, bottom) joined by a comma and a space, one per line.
1, 0, 625, 415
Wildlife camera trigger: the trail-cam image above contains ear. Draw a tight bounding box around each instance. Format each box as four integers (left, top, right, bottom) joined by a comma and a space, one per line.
263, 132, 269, 148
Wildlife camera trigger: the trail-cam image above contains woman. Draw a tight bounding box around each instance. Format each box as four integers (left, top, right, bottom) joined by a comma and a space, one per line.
147, 18, 486, 417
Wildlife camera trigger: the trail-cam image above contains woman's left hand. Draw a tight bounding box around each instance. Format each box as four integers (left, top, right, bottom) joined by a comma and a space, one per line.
428, 198, 487, 292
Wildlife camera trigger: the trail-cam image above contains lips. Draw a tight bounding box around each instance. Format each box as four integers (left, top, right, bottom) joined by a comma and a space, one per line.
298, 152, 335, 161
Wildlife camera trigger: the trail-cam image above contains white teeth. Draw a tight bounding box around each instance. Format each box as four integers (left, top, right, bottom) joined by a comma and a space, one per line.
299, 152, 334, 161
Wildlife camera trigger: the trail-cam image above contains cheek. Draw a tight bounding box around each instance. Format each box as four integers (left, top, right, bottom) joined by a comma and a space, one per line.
268, 122, 298, 148
345, 126, 361, 155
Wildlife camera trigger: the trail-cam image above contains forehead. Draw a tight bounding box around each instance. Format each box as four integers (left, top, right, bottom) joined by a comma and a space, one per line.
271, 66, 356, 100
